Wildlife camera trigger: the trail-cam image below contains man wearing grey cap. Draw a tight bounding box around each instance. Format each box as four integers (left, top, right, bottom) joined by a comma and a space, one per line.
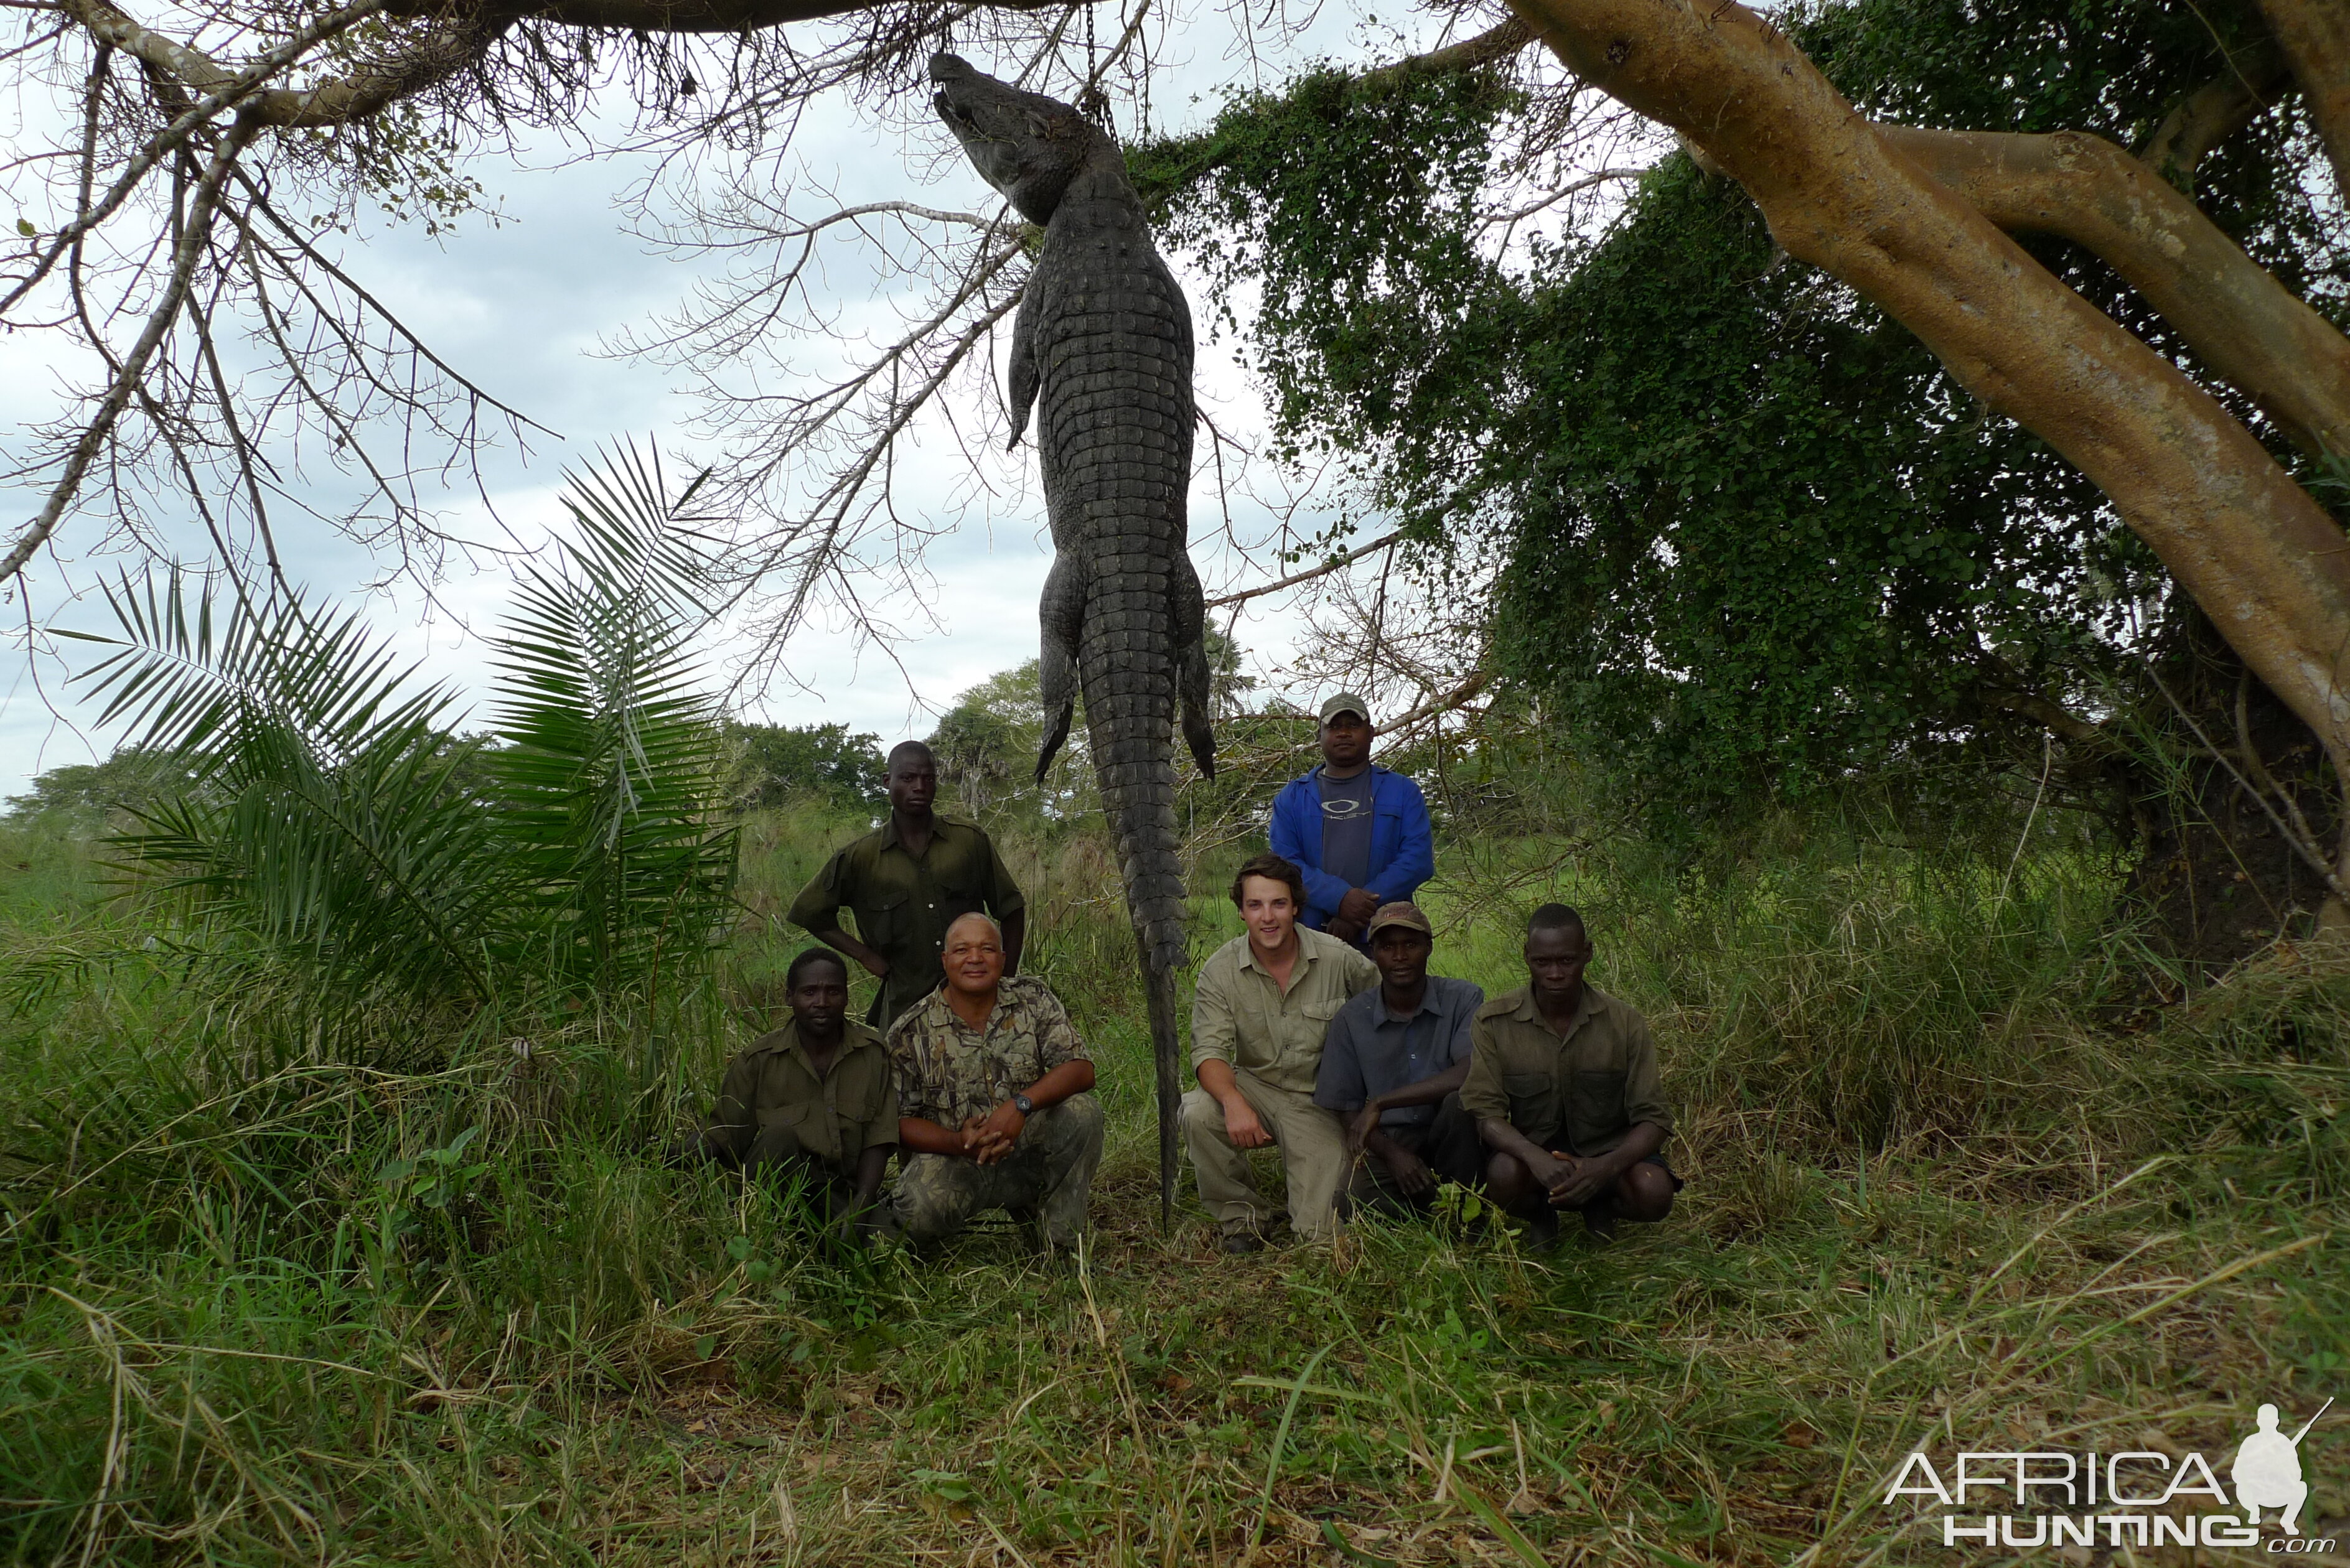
1267, 693, 1436, 947
1313, 901, 1484, 1215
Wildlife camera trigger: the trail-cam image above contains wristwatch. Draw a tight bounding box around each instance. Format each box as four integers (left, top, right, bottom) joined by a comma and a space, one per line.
1011, 1092, 1036, 1115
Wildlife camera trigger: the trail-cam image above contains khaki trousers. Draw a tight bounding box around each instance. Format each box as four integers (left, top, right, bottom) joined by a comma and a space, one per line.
1181, 1070, 1348, 1242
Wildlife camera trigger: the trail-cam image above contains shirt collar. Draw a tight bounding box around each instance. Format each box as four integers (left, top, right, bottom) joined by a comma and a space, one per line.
1241, 931, 1319, 976
1377, 981, 1444, 1023
769, 1017, 875, 1068
930, 982, 1011, 1034
1509, 984, 1601, 1035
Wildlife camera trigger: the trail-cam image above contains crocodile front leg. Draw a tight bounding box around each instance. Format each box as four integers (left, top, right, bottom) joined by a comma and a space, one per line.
1036, 551, 1084, 783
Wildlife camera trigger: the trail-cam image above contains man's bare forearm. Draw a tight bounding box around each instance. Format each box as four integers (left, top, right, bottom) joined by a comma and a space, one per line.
815, 926, 888, 976
1021, 1057, 1093, 1109
898, 1116, 970, 1156
1196, 1057, 1245, 1109
1476, 1116, 1554, 1169
852, 1143, 891, 1205
1367, 1061, 1469, 1117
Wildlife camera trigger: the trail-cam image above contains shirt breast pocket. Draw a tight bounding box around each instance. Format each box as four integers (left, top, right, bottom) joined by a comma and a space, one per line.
1303, 999, 1346, 1024
1501, 1071, 1560, 1135
858, 892, 907, 948
1569, 1069, 1629, 1148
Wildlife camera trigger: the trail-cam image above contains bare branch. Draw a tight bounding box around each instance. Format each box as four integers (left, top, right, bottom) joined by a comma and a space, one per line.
4, 110, 263, 585
1205, 526, 1403, 609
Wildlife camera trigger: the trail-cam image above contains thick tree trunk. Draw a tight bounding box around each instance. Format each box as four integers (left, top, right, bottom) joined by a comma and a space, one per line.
2122, 617, 2340, 972
1507, 0, 2350, 894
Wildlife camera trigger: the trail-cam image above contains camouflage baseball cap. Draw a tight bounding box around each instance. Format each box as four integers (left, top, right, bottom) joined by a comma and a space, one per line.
1365, 901, 1433, 939
1318, 691, 1371, 725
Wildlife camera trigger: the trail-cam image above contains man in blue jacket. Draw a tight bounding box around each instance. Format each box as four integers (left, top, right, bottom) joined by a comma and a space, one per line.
1268, 693, 1436, 945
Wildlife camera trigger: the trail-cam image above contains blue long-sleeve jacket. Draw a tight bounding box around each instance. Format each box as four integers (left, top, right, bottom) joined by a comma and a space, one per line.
1266, 765, 1435, 933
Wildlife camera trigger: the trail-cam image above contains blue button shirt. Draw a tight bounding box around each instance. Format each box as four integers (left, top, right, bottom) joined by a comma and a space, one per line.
1312, 975, 1484, 1127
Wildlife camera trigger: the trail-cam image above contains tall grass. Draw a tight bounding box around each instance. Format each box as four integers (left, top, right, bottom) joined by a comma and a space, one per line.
3, 797, 2344, 1564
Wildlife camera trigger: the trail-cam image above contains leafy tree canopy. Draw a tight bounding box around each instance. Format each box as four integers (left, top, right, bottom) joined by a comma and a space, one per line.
1138, 0, 2346, 825
723, 721, 885, 811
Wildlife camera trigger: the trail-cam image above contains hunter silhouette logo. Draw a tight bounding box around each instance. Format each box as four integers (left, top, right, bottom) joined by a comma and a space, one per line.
1885, 1396, 2337, 1551
2235, 1399, 2331, 1536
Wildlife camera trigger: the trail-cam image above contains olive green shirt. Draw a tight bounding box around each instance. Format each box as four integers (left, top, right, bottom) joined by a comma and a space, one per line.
785, 815, 1026, 1031
1459, 984, 1674, 1157
887, 975, 1090, 1128
1190, 926, 1378, 1096
700, 1017, 898, 1175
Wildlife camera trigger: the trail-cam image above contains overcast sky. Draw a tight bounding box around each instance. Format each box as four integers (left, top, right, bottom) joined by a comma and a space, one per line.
0, 1, 1452, 801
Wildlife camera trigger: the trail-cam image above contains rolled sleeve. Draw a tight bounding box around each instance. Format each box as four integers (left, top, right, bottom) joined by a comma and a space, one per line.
786, 849, 849, 933
1311, 1010, 1367, 1112
1189, 958, 1238, 1073
1458, 1014, 1510, 1122
1032, 989, 1088, 1069
1621, 1015, 1674, 1138
1342, 946, 1378, 996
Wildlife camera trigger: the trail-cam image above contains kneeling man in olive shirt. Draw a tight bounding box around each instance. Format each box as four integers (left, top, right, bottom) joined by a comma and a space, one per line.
688, 947, 897, 1240
1462, 903, 1681, 1246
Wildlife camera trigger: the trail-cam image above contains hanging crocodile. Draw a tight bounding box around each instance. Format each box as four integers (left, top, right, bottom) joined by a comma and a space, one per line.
929, 54, 1217, 1227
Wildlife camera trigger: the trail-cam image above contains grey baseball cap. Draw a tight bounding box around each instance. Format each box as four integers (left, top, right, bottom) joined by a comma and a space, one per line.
1318, 691, 1371, 725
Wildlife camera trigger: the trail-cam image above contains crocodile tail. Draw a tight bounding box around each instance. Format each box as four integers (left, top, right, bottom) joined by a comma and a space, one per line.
1090, 716, 1189, 977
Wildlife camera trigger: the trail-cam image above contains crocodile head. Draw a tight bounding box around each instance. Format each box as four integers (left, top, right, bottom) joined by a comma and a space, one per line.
929, 54, 1110, 224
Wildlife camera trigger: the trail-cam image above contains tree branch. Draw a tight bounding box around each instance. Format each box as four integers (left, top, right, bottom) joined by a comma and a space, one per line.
60, 0, 487, 129
1878, 121, 2350, 457
4, 110, 261, 586
2142, 33, 2290, 183
2254, 0, 2350, 197
1205, 527, 1403, 609
1377, 667, 1491, 735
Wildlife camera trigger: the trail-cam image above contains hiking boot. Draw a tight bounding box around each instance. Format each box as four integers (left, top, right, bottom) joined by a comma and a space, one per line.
1222, 1230, 1266, 1255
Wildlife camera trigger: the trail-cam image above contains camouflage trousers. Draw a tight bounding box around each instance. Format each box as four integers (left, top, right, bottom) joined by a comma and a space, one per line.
892, 1094, 1105, 1251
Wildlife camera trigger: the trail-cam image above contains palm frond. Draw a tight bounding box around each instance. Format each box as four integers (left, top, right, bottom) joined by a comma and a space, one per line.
490, 441, 739, 992
70, 569, 502, 1002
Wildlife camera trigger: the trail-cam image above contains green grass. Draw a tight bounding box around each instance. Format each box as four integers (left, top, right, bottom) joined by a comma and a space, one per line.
2, 803, 2345, 1564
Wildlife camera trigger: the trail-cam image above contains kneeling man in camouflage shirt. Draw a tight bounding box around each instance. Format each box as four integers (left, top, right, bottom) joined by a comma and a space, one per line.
888, 912, 1104, 1253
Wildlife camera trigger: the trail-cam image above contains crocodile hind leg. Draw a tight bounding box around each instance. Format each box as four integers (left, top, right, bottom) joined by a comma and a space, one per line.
1174, 554, 1216, 780
1035, 552, 1084, 783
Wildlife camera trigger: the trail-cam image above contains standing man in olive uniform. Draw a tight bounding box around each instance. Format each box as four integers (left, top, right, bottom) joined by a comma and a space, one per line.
788, 740, 1028, 1032
686, 947, 898, 1239
1463, 903, 1680, 1248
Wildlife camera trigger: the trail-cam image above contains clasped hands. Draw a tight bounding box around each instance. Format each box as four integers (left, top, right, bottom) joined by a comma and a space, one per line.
1525, 1147, 1614, 1209
1323, 886, 1383, 945
953, 1099, 1028, 1164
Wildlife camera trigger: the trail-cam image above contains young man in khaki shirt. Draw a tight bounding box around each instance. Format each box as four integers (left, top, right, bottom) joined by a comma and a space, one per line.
1184, 852, 1377, 1251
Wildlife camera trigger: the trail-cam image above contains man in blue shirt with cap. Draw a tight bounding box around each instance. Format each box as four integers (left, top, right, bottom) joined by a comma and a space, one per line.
1268, 693, 1436, 946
